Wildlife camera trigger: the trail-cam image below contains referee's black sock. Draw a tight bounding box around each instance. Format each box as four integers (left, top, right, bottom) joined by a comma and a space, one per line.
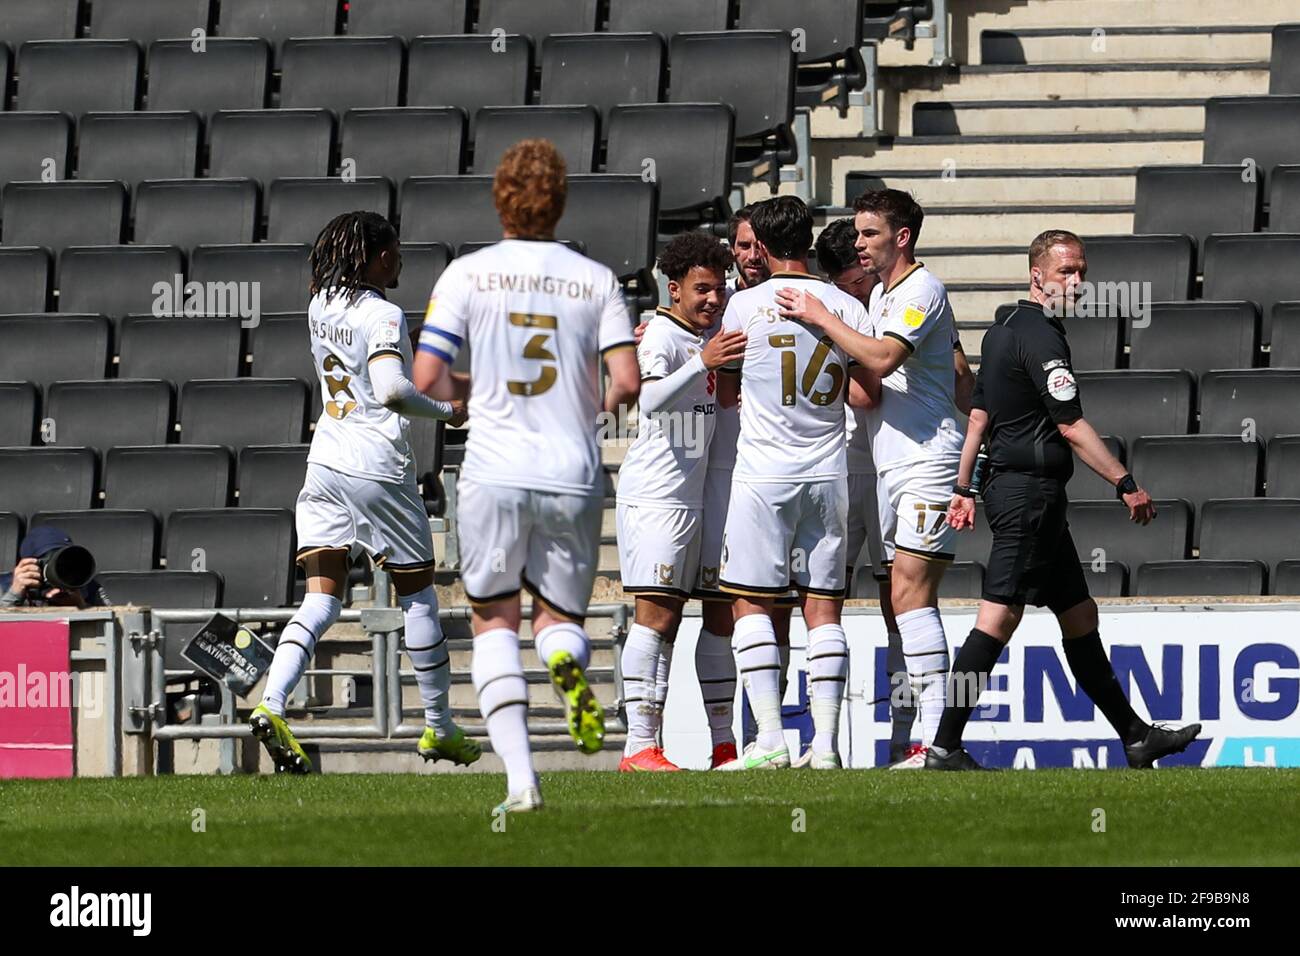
1062, 630, 1147, 745
932, 628, 1004, 752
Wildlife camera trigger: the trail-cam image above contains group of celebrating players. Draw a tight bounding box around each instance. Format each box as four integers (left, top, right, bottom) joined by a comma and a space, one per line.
246, 139, 1202, 814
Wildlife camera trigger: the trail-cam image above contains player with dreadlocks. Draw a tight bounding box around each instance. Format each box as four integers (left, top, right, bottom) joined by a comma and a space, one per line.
249, 210, 480, 773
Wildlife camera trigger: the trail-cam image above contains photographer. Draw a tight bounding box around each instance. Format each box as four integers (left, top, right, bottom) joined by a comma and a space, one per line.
0, 527, 107, 609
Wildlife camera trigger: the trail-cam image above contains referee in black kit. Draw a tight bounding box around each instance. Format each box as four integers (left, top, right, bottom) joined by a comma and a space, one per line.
925, 229, 1202, 771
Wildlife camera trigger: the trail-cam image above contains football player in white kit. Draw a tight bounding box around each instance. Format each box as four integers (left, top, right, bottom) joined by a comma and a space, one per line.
616, 233, 746, 772
777, 189, 972, 768
250, 211, 480, 774
715, 197, 876, 771
413, 141, 641, 814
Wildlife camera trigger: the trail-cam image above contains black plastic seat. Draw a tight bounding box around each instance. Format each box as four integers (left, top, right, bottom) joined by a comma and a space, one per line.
133, 179, 259, 249
76, 112, 201, 188
1080, 234, 1194, 305
208, 109, 334, 192
180, 379, 308, 452
1273, 24, 1300, 95
340, 108, 465, 194
1081, 560, 1128, 598
0, 315, 110, 390
164, 507, 295, 605
1272, 558, 1300, 594
1074, 370, 1194, 449
46, 379, 173, 452
1066, 435, 1125, 502
0, 382, 37, 446
606, 0, 730, 37
16, 39, 140, 115
238, 445, 310, 510
104, 445, 233, 520
1134, 559, 1266, 597
1130, 435, 1260, 541
1266, 435, 1300, 498
280, 35, 403, 114
0, 447, 97, 519
346, 0, 468, 37
1128, 301, 1258, 379
1268, 302, 1300, 367
266, 177, 393, 244
606, 103, 734, 221
0, 112, 71, 189
735, 0, 865, 109
189, 244, 313, 315
540, 33, 664, 131
1067, 499, 1191, 571
388, 242, 452, 314
1062, 312, 1122, 371
1199, 369, 1300, 443
0, 247, 51, 313
0, 511, 21, 572
1133, 165, 1260, 270
558, 174, 658, 294
90, 0, 212, 44
950, 501, 994, 568
1203, 95, 1300, 187
97, 570, 223, 651
406, 35, 531, 134
0, 0, 81, 45
472, 105, 599, 174
30, 508, 158, 572
937, 561, 983, 599
1266, 165, 1300, 233
248, 315, 320, 418
1199, 498, 1300, 578
474, 0, 600, 45
1203, 234, 1300, 346
146, 38, 270, 118
217, 0, 340, 67
118, 315, 244, 383
57, 246, 185, 322
399, 175, 499, 245
2, 181, 126, 253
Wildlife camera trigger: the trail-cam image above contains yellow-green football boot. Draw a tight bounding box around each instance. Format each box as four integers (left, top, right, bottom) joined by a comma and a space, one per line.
417, 725, 482, 766
249, 702, 312, 774
547, 650, 604, 755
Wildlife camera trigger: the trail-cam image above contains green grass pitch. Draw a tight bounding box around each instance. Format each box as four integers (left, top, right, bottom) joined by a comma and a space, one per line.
2, 769, 1297, 866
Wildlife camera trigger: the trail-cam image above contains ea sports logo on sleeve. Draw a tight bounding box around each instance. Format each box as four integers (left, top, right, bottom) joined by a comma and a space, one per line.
1046, 365, 1077, 402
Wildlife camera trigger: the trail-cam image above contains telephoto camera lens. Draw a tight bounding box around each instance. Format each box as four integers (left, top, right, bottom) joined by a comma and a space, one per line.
41, 544, 97, 591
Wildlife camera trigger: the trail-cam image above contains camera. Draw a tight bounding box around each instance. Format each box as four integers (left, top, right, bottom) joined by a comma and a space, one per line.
35, 544, 97, 593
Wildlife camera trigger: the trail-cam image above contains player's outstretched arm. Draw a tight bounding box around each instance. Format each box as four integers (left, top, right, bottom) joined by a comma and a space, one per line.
372, 354, 461, 421
947, 408, 988, 530
775, 287, 909, 379
639, 330, 746, 414
1057, 417, 1156, 525
604, 347, 641, 414
954, 345, 976, 416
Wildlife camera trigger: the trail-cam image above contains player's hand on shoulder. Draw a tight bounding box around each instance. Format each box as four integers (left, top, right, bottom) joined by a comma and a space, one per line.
1123, 487, 1156, 526
633, 320, 649, 345
701, 329, 746, 370
776, 286, 835, 327
947, 495, 975, 530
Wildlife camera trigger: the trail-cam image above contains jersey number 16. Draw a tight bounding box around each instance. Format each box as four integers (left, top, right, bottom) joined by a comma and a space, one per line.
769, 334, 844, 407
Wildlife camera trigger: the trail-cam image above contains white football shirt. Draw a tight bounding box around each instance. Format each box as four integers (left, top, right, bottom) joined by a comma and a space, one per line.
418, 239, 634, 496
306, 287, 416, 483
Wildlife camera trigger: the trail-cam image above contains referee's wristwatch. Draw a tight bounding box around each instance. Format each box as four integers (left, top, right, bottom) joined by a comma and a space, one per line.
1115, 473, 1138, 499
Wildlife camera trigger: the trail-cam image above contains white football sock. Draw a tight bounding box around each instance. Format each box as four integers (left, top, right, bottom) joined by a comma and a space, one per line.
472, 628, 535, 796
399, 586, 453, 735
694, 627, 736, 747
887, 629, 917, 754
621, 623, 662, 755
534, 620, 590, 670
653, 642, 673, 746
897, 607, 951, 747
732, 613, 784, 751
262, 592, 341, 716
807, 623, 848, 755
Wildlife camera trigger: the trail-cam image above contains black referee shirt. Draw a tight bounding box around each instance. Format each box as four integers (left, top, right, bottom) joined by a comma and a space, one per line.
971, 299, 1083, 482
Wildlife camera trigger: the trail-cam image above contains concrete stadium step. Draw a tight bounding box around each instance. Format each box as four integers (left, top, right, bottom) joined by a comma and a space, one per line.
956, 323, 995, 360
948, 287, 1021, 328
908, 99, 1205, 137
915, 247, 1027, 285
977, 26, 1274, 66
953, 0, 1300, 35
904, 203, 1134, 248
849, 169, 1136, 207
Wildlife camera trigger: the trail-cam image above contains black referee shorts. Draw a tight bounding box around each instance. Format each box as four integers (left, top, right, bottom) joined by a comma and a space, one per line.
980, 471, 1091, 615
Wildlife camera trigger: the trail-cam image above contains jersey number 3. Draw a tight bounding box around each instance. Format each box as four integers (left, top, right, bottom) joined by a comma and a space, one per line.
507, 312, 559, 397
769, 334, 844, 407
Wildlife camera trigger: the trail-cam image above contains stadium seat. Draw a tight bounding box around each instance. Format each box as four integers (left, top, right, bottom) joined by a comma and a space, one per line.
96, 569, 224, 665
0, 381, 36, 447
57, 246, 185, 323
1203, 234, 1300, 346
266, 177, 393, 244
1199, 498, 1300, 577
606, 103, 734, 222
103, 445, 233, 519
558, 174, 659, 306
1200, 369, 1300, 444
340, 108, 465, 194
1128, 301, 1259, 379
0, 1, 81, 45
346, 0, 468, 37
1273, 24, 1300, 95
1073, 370, 1194, 449
472, 105, 600, 174
0, 447, 97, 519
30, 509, 158, 573
1271, 558, 1300, 595
248, 315, 320, 418
238, 445, 310, 510
180, 379, 308, 452
0, 112, 71, 189
118, 316, 244, 383
736, 0, 865, 109
399, 175, 500, 246
16, 39, 140, 114
1079, 234, 1194, 306
208, 110, 334, 192
0, 511, 20, 573
950, 501, 993, 568
387, 242, 452, 314
606, 0, 730, 37
164, 507, 295, 606
1, 181, 126, 253
539, 33, 665, 130
1067, 499, 1191, 571
475, 0, 600, 44
1062, 312, 1122, 371
46, 379, 173, 452
1203, 95, 1300, 186
937, 561, 983, 599
75, 112, 201, 188
146, 39, 270, 118
1266, 165, 1300, 233
1134, 559, 1266, 597
0, 315, 110, 390
0, 247, 51, 313
280, 36, 403, 113
406, 35, 532, 134
133, 179, 259, 250
1266, 435, 1300, 498
1268, 302, 1300, 367
89, 0, 211, 44
218, 0, 340, 66
1081, 560, 1128, 598
1066, 435, 1125, 502
189, 244, 313, 315
1132, 166, 1260, 270
1130, 435, 1261, 540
